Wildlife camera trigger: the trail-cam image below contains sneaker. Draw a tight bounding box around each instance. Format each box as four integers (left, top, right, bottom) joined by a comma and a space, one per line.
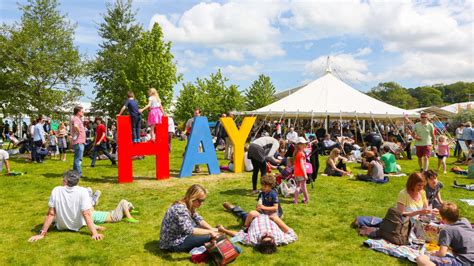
92, 190, 101, 206
130, 209, 140, 215
124, 218, 139, 223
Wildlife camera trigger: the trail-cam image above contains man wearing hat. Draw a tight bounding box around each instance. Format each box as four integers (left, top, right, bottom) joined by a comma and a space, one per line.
28, 170, 104, 242
91, 117, 116, 167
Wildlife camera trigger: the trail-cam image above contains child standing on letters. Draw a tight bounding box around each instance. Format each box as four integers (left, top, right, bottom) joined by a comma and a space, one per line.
140, 88, 164, 142
118, 91, 141, 143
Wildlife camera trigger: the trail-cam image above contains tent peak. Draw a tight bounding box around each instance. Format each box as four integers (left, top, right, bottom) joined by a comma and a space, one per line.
325, 56, 332, 74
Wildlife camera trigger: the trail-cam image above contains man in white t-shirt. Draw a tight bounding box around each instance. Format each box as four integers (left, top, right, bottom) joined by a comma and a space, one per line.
0, 149, 11, 174
286, 127, 298, 144
28, 170, 104, 242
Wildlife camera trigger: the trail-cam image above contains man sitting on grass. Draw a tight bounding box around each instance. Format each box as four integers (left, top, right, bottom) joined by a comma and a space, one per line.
28, 170, 104, 242
0, 149, 11, 175
416, 202, 474, 266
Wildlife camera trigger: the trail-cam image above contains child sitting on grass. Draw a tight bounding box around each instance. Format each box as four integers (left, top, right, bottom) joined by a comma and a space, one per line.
416, 202, 474, 266
423, 170, 443, 210
92, 199, 139, 225
277, 157, 294, 179
243, 175, 283, 229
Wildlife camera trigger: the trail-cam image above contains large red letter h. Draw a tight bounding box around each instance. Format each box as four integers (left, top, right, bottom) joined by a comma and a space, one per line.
117, 116, 169, 183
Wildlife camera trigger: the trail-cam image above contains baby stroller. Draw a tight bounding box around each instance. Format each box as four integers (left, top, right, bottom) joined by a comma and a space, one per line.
274, 166, 297, 198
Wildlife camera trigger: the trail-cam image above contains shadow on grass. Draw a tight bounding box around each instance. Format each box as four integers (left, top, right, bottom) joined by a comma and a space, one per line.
219, 188, 255, 197
144, 240, 189, 262
43, 172, 61, 178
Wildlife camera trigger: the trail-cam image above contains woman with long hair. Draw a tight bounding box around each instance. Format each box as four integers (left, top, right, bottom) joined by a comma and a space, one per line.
159, 184, 218, 252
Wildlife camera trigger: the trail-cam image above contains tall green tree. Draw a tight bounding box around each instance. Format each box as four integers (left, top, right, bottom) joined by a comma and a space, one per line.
174, 82, 202, 123
439, 82, 474, 104
367, 82, 418, 109
0, 0, 83, 116
244, 74, 276, 110
126, 23, 181, 113
90, 0, 142, 115
223, 85, 244, 113
174, 70, 243, 122
408, 86, 444, 107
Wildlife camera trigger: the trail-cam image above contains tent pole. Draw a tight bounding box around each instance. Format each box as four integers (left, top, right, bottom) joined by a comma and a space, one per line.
310, 110, 314, 134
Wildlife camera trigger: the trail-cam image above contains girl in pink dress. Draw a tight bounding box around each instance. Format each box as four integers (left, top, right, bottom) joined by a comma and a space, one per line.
140, 88, 164, 142
436, 135, 453, 174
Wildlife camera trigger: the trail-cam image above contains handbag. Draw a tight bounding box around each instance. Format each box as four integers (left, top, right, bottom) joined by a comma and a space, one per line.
304, 162, 313, 174
205, 235, 240, 265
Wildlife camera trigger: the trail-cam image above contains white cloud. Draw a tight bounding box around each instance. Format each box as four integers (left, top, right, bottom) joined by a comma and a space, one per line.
305, 54, 375, 84
149, 1, 288, 59
174, 49, 208, 73
149, 0, 473, 84
212, 48, 244, 61
220, 62, 263, 81
354, 47, 372, 57
287, 0, 473, 84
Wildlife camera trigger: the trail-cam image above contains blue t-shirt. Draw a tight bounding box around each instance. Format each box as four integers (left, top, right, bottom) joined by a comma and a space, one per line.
258, 189, 283, 217
124, 98, 140, 117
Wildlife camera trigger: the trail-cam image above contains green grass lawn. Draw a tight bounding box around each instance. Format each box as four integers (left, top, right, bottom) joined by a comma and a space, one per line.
0, 140, 473, 265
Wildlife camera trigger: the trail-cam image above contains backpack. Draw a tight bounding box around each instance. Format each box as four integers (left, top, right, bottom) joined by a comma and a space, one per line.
376, 207, 411, 245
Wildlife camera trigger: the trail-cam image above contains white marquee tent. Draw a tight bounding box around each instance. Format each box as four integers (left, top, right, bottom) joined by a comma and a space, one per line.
441, 101, 474, 114
240, 70, 417, 119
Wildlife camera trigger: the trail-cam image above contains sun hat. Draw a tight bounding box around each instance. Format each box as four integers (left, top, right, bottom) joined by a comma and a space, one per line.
296, 137, 308, 144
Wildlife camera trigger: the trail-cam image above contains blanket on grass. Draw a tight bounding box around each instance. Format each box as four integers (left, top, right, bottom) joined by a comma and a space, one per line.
364, 239, 422, 263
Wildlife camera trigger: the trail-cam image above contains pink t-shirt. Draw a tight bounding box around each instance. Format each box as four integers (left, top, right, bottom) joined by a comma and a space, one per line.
70, 116, 85, 145
437, 143, 449, 156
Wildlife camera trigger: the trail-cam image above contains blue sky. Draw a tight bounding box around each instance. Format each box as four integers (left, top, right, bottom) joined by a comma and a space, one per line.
1, 0, 473, 102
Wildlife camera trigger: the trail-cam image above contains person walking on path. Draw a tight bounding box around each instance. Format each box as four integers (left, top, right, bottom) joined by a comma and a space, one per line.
90, 117, 116, 167
413, 112, 436, 172
71, 106, 86, 177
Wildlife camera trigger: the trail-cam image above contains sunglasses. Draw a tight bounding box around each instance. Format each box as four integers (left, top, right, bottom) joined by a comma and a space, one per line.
195, 198, 206, 203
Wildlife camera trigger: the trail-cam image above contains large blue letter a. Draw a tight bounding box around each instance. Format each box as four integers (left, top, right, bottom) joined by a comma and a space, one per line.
179, 116, 220, 177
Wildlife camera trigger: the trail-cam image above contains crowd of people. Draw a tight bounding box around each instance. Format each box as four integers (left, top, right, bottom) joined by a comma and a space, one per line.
1, 93, 471, 265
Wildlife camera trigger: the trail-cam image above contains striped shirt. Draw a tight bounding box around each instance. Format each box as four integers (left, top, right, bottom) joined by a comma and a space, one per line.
234, 214, 297, 246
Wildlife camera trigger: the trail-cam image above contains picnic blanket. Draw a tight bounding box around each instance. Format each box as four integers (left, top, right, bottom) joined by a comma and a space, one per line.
364, 239, 422, 263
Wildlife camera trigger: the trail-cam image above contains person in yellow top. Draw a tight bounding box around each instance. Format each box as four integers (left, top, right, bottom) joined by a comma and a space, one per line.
397, 172, 437, 218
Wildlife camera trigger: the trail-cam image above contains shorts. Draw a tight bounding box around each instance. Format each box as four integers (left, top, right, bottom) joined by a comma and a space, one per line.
416, 145, 431, 158
436, 153, 448, 159
295, 176, 306, 182
428, 255, 463, 266
259, 210, 278, 217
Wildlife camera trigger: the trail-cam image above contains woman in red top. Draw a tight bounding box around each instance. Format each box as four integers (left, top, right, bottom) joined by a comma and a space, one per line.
293, 137, 309, 204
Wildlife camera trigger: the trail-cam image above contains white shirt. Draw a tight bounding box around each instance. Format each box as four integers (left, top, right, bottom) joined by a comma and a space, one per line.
48, 186, 92, 231
168, 117, 175, 133
0, 149, 9, 161
286, 131, 298, 143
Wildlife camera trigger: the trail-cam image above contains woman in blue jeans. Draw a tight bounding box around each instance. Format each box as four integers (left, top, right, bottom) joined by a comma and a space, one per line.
159, 184, 218, 252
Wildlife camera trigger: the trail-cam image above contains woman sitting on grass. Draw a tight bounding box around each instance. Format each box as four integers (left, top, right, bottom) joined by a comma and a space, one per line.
159, 184, 218, 252
324, 148, 351, 176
